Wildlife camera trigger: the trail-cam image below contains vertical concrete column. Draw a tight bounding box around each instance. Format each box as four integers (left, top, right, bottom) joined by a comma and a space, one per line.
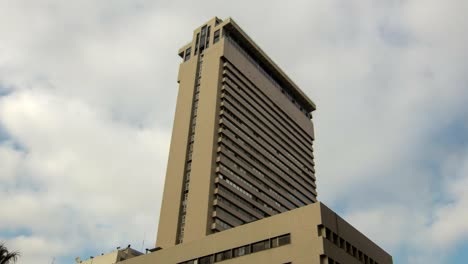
156, 58, 197, 248
183, 41, 224, 243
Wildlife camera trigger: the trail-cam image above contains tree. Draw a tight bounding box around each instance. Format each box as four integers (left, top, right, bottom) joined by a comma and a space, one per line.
0, 243, 20, 264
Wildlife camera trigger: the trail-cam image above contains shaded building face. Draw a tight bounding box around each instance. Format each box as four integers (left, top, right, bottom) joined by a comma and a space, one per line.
156, 17, 317, 248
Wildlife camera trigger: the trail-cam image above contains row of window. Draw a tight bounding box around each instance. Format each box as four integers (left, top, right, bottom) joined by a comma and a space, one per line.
318, 225, 380, 264
219, 164, 255, 191
225, 85, 313, 167
223, 35, 312, 118
215, 207, 244, 226
220, 114, 315, 193
220, 151, 304, 209
222, 173, 279, 214
178, 234, 291, 264
222, 83, 316, 179
221, 85, 314, 168
222, 117, 315, 200
222, 114, 294, 176
219, 122, 314, 205
216, 195, 257, 223
223, 61, 314, 153
220, 127, 307, 206
221, 175, 253, 199
221, 76, 315, 173
223, 80, 314, 155
220, 122, 315, 204
217, 185, 269, 218
214, 218, 232, 230
219, 162, 295, 211
220, 145, 291, 211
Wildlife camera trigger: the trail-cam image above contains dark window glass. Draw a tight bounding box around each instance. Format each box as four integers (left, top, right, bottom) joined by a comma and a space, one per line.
200, 25, 207, 50
278, 234, 291, 246
332, 233, 338, 244
215, 250, 232, 261
199, 254, 214, 264
184, 47, 191, 61
213, 29, 220, 44
194, 33, 200, 55
252, 240, 270, 253
325, 228, 331, 240
180, 259, 197, 264
233, 245, 250, 257
271, 237, 279, 248
206, 26, 211, 48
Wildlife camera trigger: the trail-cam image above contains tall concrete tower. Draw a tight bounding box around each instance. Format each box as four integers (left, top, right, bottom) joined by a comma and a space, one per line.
157, 17, 317, 249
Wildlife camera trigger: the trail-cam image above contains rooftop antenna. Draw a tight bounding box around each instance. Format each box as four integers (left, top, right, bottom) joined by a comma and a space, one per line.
141, 231, 146, 252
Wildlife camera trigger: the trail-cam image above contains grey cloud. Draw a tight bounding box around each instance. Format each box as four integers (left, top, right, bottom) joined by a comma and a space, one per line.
0, 1, 467, 263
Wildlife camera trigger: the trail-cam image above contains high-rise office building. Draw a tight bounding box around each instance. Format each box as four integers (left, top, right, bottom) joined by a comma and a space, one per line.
77, 17, 392, 264
157, 16, 318, 249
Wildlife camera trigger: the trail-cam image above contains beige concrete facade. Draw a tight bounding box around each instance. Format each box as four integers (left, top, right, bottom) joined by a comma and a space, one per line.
157, 16, 319, 249
125, 203, 392, 264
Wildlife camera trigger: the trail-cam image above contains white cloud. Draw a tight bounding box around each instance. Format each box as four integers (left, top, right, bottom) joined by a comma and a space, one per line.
0, 1, 467, 263
0, 89, 170, 262
5, 235, 69, 264
344, 149, 468, 263
431, 149, 468, 246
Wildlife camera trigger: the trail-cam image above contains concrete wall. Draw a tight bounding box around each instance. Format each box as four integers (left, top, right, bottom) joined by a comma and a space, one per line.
130, 203, 391, 264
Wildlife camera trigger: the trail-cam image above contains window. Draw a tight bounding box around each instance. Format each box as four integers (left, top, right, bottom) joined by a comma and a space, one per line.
333, 233, 338, 245
177, 233, 291, 264
233, 245, 250, 257
198, 255, 214, 264
213, 29, 220, 44
200, 25, 207, 51
184, 47, 191, 61
194, 33, 200, 55
215, 250, 232, 261
215, 219, 231, 230
325, 228, 332, 240
205, 26, 211, 48
278, 234, 291, 246
271, 237, 280, 248
252, 240, 270, 253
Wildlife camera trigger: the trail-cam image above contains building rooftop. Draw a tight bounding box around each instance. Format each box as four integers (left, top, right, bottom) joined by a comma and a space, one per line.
179, 17, 316, 112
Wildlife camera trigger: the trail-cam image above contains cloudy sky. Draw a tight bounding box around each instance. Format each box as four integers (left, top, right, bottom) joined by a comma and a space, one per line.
1, 1, 467, 263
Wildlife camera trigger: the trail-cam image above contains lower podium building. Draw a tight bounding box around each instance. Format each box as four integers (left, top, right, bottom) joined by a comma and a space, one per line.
120, 203, 392, 264
76, 17, 392, 264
